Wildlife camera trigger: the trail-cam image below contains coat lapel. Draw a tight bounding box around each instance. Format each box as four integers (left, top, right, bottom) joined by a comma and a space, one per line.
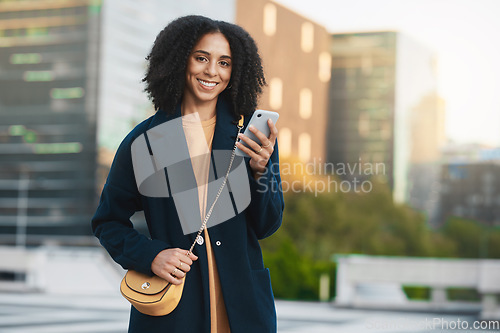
146, 104, 182, 131
212, 98, 240, 151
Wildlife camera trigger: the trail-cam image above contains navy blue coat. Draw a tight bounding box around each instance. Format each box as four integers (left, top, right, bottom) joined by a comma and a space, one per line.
91, 99, 284, 332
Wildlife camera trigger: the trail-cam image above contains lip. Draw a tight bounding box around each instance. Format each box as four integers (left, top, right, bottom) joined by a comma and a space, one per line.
197, 78, 219, 90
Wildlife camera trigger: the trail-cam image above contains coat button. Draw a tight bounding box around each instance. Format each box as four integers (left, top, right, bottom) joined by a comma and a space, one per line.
196, 235, 204, 245
216, 241, 221, 246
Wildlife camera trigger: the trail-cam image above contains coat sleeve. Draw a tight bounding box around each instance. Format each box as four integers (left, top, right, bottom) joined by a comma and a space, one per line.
91, 134, 169, 276
245, 141, 284, 239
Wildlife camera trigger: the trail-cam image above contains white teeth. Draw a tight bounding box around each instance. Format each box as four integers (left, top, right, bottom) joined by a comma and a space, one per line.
198, 79, 217, 87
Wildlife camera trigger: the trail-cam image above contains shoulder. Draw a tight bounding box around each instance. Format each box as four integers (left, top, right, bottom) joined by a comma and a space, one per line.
120, 115, 155, 147
118, 108, 173, 150
111, 113, 158, 167
106, 110, 172, 182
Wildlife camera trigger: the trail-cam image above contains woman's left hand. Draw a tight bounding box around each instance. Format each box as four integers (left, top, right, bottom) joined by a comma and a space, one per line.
236, 119, 278, 179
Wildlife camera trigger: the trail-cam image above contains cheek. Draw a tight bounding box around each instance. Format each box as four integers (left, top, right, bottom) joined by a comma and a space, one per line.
186, 61, 201, 76
224, 69, 232, 82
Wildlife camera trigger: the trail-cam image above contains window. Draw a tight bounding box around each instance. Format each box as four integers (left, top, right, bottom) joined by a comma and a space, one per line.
301, 22, 314, 53
263, 3, 276, 36
380, 120, 391, 139
318, 52, 331, 82
278, 127, 292, 158
10, 53, 42, 64
23, 71, 54, 82
299, 88, 312, 119
361, 55, 372, 75
358, 112, 370, 138
298, 133, 311, 162
269, 77, 282, 110
50, 87, 85, 99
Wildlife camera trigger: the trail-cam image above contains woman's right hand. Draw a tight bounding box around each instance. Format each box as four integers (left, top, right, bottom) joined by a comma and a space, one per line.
151, 248, 198, 285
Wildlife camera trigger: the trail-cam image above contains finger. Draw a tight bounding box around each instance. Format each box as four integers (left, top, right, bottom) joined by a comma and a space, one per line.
178, 249, 198, 261
169, 254, 191, 273
174, 250, 193, 266
251, 155, 270, 169
238, 133, 262, 153
178, 263, 191, 273
167, 254, 182, 267
173, 255, 191, 269
170, 267, 186, 279
240, 142, 269, 163
177, 258, 192, 272
165, 273, 183, 285
249, 149, 271, 169
156, 265, 183, 284
236, 140, 258, 158
187, 251, 198, 261
179, 256, 193, 267
267, 119, 278, 146
247, 125, 270, 147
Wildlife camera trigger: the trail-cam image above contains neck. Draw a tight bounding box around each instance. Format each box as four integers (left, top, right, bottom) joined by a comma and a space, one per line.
181, 97, 217, 121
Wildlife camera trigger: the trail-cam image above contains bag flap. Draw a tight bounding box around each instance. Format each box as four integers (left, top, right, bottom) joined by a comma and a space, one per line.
124, 270, 169, 295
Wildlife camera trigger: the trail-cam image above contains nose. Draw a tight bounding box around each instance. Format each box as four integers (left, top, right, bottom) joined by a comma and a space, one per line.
204, 61, 217, 77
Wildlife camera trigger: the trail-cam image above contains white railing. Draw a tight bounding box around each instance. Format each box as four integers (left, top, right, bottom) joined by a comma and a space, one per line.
334, 255, 500, 320
0, 246, 124, 295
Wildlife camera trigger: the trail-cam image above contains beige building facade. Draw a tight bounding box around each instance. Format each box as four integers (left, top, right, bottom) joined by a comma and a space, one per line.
236, 0, 331, 162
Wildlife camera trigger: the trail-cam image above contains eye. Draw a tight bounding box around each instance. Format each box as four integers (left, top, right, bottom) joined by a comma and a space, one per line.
219, 60, 231, 67
196, 56, 208, 62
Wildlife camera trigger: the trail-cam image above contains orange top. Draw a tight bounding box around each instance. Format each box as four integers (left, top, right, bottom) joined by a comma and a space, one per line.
182, 113, 231, 333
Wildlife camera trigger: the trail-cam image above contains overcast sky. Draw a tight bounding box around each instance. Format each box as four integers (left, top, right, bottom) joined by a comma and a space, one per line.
275, 0, 500, 146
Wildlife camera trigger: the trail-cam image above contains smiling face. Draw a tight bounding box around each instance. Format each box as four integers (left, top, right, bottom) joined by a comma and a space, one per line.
183, 32, 232, 108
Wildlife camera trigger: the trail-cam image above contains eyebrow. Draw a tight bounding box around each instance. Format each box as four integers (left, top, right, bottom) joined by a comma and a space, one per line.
193, 50, 231, 60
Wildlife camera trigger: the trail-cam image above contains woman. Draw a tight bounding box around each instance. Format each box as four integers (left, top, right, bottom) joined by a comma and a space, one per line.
92, 15, 284, 333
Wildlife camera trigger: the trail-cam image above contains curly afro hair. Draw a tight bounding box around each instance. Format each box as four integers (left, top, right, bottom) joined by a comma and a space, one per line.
143, 15, 266, 116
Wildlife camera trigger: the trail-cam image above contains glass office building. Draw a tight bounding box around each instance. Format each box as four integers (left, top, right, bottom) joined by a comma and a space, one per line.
439, 162, 500, 226
328, 32, 397, 190
0, 0, 101, 241
437, 146, 500, 227
327, 31, 439, 203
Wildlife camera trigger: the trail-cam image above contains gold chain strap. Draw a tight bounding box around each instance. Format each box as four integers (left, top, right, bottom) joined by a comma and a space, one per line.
187, 116, 244, 254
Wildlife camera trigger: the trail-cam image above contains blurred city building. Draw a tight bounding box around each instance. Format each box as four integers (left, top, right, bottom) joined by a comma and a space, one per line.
326, 31, 442, 203
0, 0, 102, 242
407, 92, 447, 223
436, 144, 500, 227
237, 0, 331, 162
410, 93, 446, 163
